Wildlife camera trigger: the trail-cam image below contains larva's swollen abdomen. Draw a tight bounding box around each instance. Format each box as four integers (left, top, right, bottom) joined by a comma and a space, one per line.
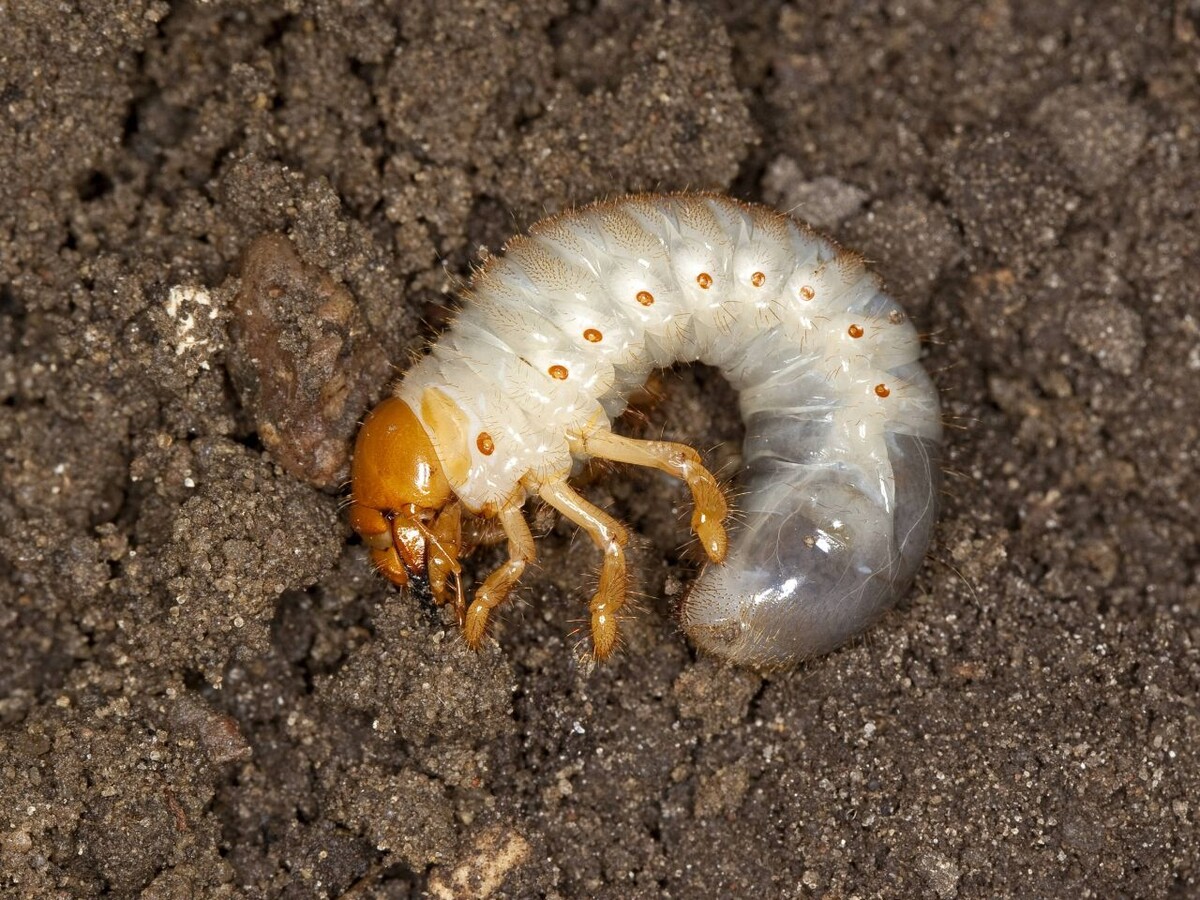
682, 385, 942, 666
351, 192, 942, 667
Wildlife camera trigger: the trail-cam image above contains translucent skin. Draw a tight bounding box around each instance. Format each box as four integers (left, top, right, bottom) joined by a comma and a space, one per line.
385, 193, 941, 665
682, 383, 941, 666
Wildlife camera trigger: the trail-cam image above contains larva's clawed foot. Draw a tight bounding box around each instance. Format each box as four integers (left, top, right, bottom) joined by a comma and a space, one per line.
686, 465, 729, 564
464, 567, 519, 648
537, 478, 631, 660
693, 513, 728, 565
588, 529, 630, 660
461, 503, 536, 650
590, 606, 619, 660
573, 431, 729, 564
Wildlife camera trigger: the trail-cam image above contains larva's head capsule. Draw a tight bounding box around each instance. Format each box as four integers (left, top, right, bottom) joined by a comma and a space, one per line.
349, 397, 454, 587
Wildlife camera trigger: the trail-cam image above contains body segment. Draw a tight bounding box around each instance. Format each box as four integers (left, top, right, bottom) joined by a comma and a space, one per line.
350, 193, 942, 666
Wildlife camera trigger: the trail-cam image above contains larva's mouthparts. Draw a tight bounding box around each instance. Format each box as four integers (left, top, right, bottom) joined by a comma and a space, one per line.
349, 192, 943, 666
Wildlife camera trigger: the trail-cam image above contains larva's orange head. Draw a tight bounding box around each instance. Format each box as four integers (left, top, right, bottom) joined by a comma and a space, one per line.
349, 397, 454, 586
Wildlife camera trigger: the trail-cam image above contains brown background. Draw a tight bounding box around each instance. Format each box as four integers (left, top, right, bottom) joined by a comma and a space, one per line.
1, 1, 1198, 897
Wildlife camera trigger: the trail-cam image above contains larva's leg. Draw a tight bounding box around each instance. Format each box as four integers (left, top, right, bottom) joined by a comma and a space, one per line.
573, 430, 728, 564
537, 479, 629, 660
463, 502, 536, 649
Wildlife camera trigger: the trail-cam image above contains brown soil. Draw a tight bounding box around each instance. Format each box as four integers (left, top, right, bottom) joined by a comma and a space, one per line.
2, 1, 1197, 897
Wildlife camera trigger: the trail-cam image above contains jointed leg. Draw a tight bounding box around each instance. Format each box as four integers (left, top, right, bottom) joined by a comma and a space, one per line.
463, 502, 536, 649
536, 479, 630, 660
572, 429, 728, 563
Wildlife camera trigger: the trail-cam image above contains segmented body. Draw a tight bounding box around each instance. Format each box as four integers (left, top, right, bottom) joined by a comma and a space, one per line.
385, 193, 942, 666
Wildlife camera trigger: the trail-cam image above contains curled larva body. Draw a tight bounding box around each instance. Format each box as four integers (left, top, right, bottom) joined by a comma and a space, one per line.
349, 192, 942, 667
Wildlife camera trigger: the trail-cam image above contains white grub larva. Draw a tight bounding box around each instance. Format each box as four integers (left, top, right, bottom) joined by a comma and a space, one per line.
349, 192, 942, 667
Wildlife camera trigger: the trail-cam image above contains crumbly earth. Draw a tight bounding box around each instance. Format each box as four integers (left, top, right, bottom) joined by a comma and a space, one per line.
1, 1, 1197, 897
